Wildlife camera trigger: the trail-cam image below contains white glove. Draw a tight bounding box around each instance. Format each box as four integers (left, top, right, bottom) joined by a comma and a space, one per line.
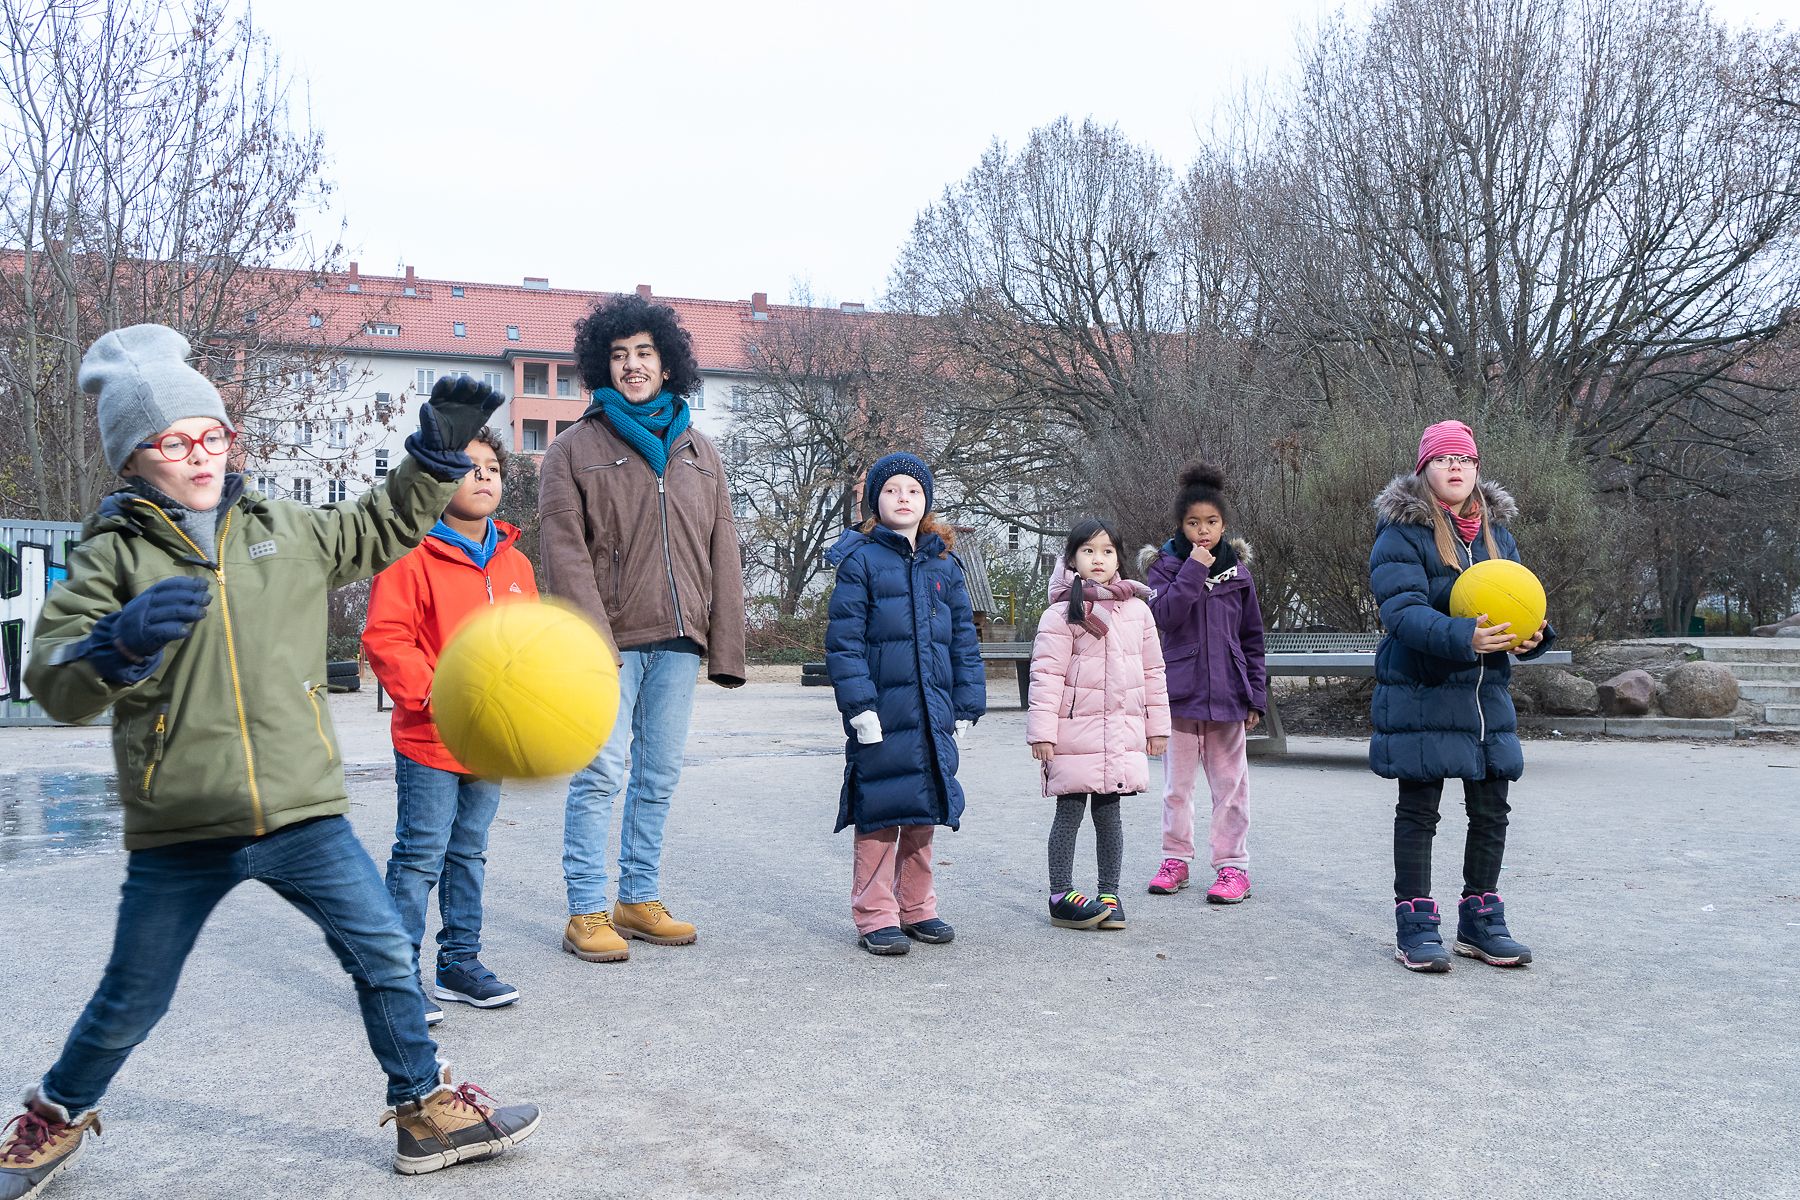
955, 719, 974, 747
849, 710, 883, 745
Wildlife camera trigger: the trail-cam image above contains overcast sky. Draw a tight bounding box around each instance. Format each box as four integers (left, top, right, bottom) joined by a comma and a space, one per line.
254, 0, 1791, 307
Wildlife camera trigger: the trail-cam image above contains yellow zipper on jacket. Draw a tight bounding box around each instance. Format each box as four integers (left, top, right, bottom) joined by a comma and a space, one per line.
143, 709, 166, 795
305, 682, 336, 762
129, 500, 265, 833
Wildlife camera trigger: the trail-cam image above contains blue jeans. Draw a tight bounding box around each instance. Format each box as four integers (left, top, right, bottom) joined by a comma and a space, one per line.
563, 638, 700, 915
39, 816, 441, 1110
386, 751, 503, 969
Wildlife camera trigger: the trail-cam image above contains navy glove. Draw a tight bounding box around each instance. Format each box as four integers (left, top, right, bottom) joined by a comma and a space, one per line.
79, 576, 211, 683
116, 576, 212, 658
407, 374, 504, 481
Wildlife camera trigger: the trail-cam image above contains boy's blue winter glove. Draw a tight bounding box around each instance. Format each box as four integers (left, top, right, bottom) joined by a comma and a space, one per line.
406, 374, 504, 481
80, 576, 212, 683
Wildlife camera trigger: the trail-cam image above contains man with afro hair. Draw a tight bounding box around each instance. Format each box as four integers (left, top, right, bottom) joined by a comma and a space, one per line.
539, 294, 746, 963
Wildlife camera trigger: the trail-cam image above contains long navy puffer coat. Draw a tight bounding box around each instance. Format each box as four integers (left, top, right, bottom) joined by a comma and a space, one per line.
1368, 475, 1557, 783
824, 524, 986, 834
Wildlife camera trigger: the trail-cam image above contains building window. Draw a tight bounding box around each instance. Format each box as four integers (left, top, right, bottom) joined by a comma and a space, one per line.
453, 322, 466, 338
731, 491, 750, 518
244, 308, 258, 326
521, 366, 548, 396
293, 477, 312, 505
329, 419, 348, 450
481, 371, 506, 393
374, 392, 394, 420
374, 449, 389, 478
255, 474, 276, 496
452, 286, 464, 297
308, 312, 322, 328
506, 325, 520, 341
415, 368, 435, 393
728, 436, 748, 462
365, 322, 399, 337
522, 420, 547, 453
556, 374, 574, 398
1007, 525, 1021, 552
296, 420, 313, 447
327, 479, 347, 504
688, 384, 704, 410
730, 385, 751, 411
328, 364, 349, 392
404, 284, 416, 297
555, 420, 577, 436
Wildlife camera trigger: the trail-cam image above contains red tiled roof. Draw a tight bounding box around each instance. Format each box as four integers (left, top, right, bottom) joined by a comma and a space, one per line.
271, 266, 835, 372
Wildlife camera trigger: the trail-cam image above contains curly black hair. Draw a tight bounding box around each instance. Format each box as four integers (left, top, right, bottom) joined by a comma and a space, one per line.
1172, 461, 1228, 529
571, 294, 703, 398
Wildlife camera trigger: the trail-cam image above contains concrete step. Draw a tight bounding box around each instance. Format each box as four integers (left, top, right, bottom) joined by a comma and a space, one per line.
1521, 715, 1738, 738
1764, 704, 1800, 727
1738, 682, 1800, 704
1706, 662, 1800, 681
1701, 645, 1800, 664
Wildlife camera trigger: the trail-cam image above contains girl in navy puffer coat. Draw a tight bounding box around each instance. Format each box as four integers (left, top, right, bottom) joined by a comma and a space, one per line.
825, 453, 985, 957
1370, 421, 1554, 975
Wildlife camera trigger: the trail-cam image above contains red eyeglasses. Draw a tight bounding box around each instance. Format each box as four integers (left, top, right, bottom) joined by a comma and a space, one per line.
135, 425, 236, 461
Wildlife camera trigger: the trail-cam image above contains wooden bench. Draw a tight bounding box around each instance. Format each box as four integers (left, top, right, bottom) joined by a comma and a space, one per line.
983, 632, 1572, 755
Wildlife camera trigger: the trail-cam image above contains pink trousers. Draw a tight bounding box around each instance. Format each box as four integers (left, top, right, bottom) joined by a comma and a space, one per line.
1161, 717, 1250, 869
851, 825, 937, 933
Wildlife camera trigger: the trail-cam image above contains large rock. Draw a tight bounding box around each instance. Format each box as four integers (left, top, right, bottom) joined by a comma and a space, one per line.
1780, 627, 1800, 639
1525, 668, 1600, 716
1598, 669, 1655, 716
1660, 661, 1740, 719
1752, 612, 1800, 637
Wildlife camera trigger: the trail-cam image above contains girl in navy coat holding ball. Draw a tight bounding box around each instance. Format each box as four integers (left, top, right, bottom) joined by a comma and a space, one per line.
1370, 420, 1554, 974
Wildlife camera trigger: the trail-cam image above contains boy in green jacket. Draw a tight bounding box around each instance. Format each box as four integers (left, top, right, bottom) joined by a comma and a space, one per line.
0, 325, 539, 1199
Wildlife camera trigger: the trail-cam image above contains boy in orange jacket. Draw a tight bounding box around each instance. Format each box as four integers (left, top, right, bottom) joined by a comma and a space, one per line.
363, 427, 537, 1022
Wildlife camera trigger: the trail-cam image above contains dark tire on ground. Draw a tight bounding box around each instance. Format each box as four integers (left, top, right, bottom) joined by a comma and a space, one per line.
801, 674, 832, 687
327, 660, 362, 694
802, 662, 828, 677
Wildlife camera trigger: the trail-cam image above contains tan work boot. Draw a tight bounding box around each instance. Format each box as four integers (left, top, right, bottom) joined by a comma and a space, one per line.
612, 900, 698, 945
0, 1090, 101, 1200
380, 1067, 541, 1176
562, 911, 629, 962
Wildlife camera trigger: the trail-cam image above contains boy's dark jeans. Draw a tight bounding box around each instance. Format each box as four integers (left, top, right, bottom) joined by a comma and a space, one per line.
39, 815, 442, 1111
1393, 777, 1511, 901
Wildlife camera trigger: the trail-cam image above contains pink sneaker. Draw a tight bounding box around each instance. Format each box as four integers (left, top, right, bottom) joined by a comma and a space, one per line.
1147, 858, 1190, 895
1206, 866, 1251, 904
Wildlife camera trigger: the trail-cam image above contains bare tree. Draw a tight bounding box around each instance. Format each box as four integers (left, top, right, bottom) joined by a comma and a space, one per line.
0, 0, 345, 520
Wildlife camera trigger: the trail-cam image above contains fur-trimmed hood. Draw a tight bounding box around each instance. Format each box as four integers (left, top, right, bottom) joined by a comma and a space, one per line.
1138, 536, 1253, 579
1373, 474, 1518, 529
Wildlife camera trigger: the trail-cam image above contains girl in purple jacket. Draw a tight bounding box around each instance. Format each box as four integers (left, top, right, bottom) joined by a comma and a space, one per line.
1142, 463, 1267, 904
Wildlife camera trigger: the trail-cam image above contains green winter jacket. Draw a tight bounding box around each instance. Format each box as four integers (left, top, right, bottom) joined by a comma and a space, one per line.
25, 458, 458, 849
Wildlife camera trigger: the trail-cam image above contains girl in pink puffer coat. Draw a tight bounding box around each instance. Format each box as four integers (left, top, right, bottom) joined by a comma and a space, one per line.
1027, 518, 1171, 931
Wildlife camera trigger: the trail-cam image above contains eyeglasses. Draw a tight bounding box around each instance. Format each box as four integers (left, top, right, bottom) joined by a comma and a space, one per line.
135, 425, 236, 462
1427, 454, 1478, 468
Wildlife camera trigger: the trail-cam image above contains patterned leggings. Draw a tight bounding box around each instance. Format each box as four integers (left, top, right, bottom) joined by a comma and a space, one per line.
1048, 793, 1123, 895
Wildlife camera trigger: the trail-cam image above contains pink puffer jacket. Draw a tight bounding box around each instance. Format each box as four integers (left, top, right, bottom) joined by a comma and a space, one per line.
1026, 566, 1171, 797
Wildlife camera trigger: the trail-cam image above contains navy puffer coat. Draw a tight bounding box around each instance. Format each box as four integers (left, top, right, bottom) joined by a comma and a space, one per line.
825, 524, 986, 833
1368, 475, 1556, 783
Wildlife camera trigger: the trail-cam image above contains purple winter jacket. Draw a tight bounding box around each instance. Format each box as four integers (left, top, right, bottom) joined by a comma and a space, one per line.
1143, 537, 1268, 722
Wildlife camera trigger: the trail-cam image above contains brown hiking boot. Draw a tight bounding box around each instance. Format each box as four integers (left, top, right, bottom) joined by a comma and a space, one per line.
612, 900, 697, 945
0, 1092, 101, 1200
562, 911, 629, 962
380, 1069, 540, 1176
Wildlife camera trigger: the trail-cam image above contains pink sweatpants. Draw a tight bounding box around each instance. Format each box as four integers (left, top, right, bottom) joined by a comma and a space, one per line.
1161, 717, 1250, 869
851, 826, 937, 934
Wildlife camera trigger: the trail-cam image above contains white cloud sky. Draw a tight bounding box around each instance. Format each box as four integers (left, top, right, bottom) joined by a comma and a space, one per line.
253, 0, 1791, 306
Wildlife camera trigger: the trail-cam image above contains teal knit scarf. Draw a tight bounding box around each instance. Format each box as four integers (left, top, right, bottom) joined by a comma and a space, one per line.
589, 387, 691, 476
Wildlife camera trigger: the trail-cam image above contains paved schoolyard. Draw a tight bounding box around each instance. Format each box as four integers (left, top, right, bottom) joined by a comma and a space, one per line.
1, 678, 1795, 1199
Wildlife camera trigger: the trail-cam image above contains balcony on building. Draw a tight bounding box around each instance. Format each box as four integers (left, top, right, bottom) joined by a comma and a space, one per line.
506, 352, 587, 454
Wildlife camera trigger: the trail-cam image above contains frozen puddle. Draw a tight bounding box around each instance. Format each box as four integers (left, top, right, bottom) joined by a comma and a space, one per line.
0, 772, 122, 862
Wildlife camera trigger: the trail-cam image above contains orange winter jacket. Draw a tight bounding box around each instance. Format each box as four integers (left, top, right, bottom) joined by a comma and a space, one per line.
362, 521, 537, 773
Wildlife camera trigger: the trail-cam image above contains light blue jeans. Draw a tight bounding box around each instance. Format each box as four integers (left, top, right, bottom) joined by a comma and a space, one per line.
386, 750, 503, 969
563, 638, 701, 915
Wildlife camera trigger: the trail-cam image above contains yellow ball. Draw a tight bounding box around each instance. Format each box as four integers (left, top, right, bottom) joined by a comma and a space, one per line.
1449, 559, 1547, 651
431, 600, 620, 779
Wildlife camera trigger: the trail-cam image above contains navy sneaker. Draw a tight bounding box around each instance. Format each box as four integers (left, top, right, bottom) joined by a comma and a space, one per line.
858, 926, 911, 955
424, 997, 445, 1025
1049, 889, 1110, 929
1454, 893, 1533, 966
1394, 899, 1453, 972
435, 959, 520, 1008
901, 918, 955, 944
1096, 893, 1126, 929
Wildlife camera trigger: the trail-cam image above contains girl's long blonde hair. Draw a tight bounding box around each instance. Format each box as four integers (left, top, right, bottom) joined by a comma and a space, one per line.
1429, 487, 1500, 570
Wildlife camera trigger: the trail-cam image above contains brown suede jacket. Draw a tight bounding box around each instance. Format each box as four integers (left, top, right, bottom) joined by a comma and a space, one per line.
537, 413, 747, 687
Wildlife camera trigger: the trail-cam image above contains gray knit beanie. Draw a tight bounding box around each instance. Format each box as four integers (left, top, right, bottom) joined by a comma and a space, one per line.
81, 324, 234, 473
